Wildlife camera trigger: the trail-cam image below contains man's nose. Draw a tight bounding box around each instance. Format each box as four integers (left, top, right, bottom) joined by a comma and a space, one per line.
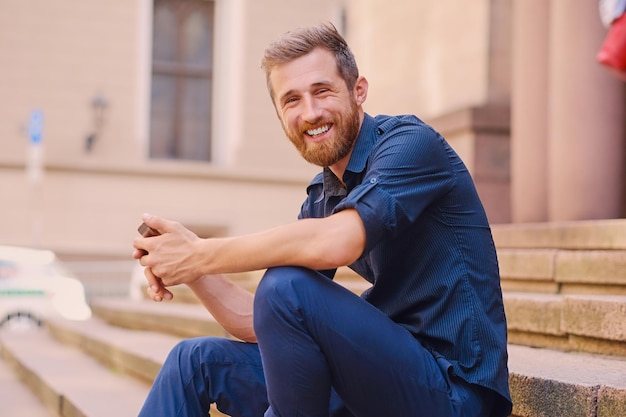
301, 96, 322, 122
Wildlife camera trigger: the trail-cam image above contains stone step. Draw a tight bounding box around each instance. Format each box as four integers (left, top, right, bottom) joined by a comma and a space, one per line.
4, 296, 626, 417
504, 292, 626, 356
491, 219, 626, 296
91, 296, 229, 339
43, 315, 228, 417
45, 315, 181, 384
492, 219, 626, 250
111, 288, 626, 359
0, 327, 149, 417
0, 356, 56, 417
508, 344, 626, 417
498, 247, 626, 295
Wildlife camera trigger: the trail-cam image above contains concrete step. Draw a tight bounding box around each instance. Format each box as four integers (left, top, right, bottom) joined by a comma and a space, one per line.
45, 315, 181, 385
0, 356, 56, 417
492, 219, 626, 250
0, 327, 149, 417
89, 296, 626, 416
504, 292, 626, 356
508, 344, 626, 417
115, 288, 626, 359
44, 315, 229, 417
498, 248, 626, 295
5, 295, 626, 417
492, 219, 626, 296
90, 296, 229, 339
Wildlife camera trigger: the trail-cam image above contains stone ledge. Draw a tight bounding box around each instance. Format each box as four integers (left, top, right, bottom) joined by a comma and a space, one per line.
91, 297, 228, 339
508, 344, 626, 417
504, 293, 626, 355
0, 358, 52, 417
504, 293, 564, 336
564, 295, 626, 343
498, 246, 626, 295
498, 248, 557, 281
8, 313, 626, 417
0, 329, 149, 417
556, 250, 626, 286
45, 315, 180, 384
5, 302, 626, 417
492, 219, 626, 250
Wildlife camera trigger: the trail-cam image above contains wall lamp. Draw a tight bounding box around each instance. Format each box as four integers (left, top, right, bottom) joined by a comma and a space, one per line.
85, 94, 108, 152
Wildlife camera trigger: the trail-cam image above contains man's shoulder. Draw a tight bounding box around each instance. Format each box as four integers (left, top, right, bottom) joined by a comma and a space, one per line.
370, 113, 436, 137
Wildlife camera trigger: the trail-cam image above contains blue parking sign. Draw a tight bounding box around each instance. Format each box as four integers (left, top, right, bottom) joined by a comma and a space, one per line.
29, 110, 44, 145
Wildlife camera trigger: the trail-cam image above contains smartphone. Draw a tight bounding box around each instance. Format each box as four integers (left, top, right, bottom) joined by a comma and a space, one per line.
138, 223, 160, 237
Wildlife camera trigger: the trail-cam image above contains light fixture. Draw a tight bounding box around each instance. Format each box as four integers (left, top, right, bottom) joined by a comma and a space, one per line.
85, 94, 108, 152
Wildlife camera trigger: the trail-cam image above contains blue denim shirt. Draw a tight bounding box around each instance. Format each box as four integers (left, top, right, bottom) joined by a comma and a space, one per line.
299, 113, 512, 415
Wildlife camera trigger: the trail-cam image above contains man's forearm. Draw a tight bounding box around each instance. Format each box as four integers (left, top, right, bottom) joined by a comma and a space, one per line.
194, 209, 366, 275
187, 274, 257, 343
135, 209, 365, 289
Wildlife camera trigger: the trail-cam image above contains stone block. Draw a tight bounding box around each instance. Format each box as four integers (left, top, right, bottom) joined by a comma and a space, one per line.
556, 250, 626, 286
507, 331, 570, 351
498, 249, 556, 281
504, 293, 564, 335
563, 295, 626, 342
492, 219, 626, 250
598, 385, 626, 417
501, 280, 560, 294
509, 374, 598, 417
508, 345, 626, 417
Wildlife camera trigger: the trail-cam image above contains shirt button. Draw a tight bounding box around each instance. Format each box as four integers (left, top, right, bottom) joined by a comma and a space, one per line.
370, 178, 377, 184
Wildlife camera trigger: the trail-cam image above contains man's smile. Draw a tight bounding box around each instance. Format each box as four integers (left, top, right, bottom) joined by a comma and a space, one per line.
305, 124, 332, 142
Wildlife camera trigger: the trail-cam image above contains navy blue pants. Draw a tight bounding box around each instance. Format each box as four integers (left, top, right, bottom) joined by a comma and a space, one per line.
138, 266, 494, 417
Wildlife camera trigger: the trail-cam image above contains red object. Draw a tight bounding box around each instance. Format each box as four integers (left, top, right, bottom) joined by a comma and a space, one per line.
597, 13, 626, 80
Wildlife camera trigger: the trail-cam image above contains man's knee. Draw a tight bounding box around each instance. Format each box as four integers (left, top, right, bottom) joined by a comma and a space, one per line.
255, 266, 314, 302
254, 266, 318, 331
164, 337, 233, 376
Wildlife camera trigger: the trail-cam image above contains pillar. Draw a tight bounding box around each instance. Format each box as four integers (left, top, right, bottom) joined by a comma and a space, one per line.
511, 0, 550, 223
548, 0, 625, 220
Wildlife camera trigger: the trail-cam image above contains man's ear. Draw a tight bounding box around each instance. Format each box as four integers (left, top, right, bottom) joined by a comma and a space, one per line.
354, 76, 369, 106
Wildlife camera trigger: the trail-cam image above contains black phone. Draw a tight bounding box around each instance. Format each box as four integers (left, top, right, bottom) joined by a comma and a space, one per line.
138, 223, 160, 237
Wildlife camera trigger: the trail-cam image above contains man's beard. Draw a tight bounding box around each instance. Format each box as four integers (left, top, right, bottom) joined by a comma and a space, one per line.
284, 100, 361, 167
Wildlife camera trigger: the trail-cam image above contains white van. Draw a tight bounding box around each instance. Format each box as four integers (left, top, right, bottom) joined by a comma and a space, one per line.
0, 245, 92, 327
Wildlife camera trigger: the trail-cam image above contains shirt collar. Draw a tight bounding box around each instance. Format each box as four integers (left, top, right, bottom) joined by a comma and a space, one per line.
322, 113, 376, 195
345, 113, 376, 174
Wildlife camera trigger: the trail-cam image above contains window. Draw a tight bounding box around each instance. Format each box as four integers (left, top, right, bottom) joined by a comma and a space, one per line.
150, 0, 214, 161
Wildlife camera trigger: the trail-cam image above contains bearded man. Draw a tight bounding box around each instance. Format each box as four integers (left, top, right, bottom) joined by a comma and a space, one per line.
134, 23, 512, 417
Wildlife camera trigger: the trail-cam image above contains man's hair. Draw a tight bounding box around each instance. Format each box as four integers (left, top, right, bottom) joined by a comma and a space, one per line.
261, 23, 359, 100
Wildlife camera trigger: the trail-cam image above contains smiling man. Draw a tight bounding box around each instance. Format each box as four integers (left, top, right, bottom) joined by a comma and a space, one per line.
133, 23, 512, 417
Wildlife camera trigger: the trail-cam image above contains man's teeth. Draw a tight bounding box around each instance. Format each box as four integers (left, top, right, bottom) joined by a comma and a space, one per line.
307, 125, 330, 137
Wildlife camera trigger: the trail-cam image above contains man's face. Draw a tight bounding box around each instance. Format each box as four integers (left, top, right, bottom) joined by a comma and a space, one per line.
269, 48, 362, 168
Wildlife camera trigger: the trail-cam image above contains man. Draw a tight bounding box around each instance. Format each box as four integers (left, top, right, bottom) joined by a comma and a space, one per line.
133, 23, 512, 417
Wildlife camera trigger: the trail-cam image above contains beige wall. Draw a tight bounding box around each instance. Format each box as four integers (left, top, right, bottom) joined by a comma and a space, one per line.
0, 0, 339, 260
346, 0, 497, 118
346, 0, 514, 224
0, 0, 624, 265
0, 0, 144, 166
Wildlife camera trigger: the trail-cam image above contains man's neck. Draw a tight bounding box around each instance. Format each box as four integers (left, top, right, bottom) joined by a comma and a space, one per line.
328, 158, 350, 186
327, 110, 365, 185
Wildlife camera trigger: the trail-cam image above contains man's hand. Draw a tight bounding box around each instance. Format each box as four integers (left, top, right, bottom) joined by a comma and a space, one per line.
133, 213, 204, 290
144, 267, 173, 302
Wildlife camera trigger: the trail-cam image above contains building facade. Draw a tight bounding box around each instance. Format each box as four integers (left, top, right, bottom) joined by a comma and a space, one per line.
1, 0, 624, 268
